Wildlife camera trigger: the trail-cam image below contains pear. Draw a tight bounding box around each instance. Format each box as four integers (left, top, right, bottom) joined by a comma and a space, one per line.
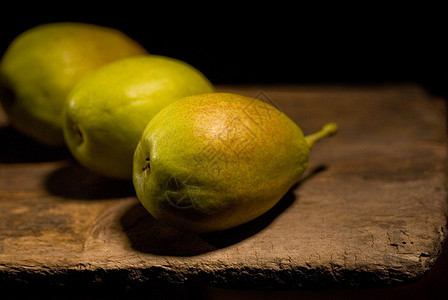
0, 22, 147, 146
133, 92, 337, 233
62, 55, 214, 180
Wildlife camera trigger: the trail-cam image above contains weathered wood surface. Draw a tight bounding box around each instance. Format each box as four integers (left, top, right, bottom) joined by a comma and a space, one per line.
0, 84, 446, 292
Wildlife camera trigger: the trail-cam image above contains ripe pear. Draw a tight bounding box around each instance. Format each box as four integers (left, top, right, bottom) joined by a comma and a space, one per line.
133, 92, 337, 233
62, 55, 214, 180
0, 22, 148, 146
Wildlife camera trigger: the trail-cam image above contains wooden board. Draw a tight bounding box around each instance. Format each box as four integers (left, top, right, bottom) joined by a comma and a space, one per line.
0, 84, 446, 294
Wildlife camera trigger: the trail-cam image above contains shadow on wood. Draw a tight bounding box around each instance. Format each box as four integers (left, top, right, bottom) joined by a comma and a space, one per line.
120, 166, 327, 256
45, 161, 136, 200
120, 202, 219, 256
0, 125, 69, 163
119, 191, 297, 256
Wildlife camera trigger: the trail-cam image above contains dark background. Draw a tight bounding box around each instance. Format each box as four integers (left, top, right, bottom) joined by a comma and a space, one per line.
1, 6, 447, 98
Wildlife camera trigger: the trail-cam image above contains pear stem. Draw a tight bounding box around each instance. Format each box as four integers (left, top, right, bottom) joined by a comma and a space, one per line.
305, 122, 338, 148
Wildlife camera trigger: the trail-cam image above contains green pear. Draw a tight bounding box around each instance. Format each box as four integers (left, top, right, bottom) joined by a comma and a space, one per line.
0, 22, 147, 146
133, 92, 337, 233
62, 55, 214, 180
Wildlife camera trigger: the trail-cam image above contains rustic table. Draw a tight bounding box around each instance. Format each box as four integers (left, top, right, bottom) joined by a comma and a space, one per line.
1, 84, 446, 298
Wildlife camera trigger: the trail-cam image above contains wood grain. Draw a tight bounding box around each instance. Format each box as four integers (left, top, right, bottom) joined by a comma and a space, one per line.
0, 84, 446, 292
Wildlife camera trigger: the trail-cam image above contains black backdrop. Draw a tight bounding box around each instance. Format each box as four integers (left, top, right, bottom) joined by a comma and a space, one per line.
0, 7, 447, 95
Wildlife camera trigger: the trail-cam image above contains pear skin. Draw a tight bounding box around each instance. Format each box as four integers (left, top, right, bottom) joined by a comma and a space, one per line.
133, 92, 337, 233
62, 55, 214, 180
0, 22, 147, 146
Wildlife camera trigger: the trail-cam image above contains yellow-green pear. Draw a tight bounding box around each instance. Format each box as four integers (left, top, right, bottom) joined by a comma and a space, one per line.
62, 55, 214, 180
0, 22, 147, 146
133, 92, 337, 233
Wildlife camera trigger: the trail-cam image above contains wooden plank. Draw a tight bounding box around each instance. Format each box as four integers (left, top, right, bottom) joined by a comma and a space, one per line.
0, 84, 446, 292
